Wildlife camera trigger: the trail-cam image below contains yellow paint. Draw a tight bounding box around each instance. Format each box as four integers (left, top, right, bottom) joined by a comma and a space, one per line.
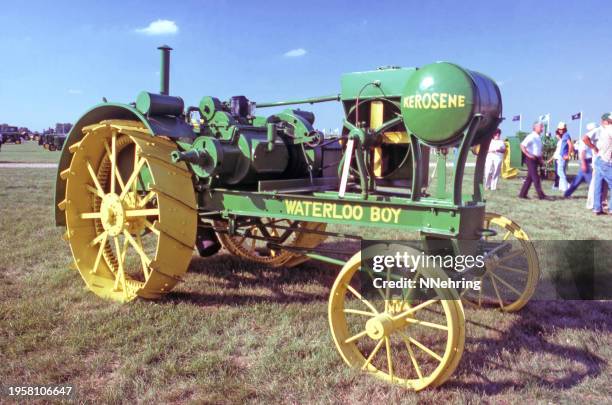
328, 247, 465, 390
403, 93, 466, 110
382, 131, 409, 144
284, 200, 401, 224
501, 140, 518, 179
370, 101, 384, 177
63, 120, 197, 302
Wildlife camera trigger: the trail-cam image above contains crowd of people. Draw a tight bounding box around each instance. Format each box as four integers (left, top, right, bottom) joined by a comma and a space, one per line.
484, 113, 612, 215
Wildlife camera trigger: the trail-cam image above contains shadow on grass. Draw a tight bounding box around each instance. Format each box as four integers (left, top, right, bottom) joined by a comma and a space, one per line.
448, 300, 610, 394
166, 241, 608, 394
163, 241, 360, 307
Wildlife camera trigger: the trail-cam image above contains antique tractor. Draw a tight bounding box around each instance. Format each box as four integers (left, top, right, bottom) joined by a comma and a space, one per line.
41, 123, 73, 151
55, 46, 539, 390
0, 124, 23, 144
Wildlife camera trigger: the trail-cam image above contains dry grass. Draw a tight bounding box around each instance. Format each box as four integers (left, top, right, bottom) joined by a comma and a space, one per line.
0, 166, 611, 404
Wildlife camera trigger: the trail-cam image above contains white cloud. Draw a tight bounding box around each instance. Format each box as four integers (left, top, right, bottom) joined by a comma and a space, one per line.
135, 19, 178, 36
68, 89, 82, 95
284, 48, 307, 58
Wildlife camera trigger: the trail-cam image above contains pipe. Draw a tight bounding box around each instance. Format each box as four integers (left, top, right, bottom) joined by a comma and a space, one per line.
158, 45, 172, 95
255, 94, 340, 108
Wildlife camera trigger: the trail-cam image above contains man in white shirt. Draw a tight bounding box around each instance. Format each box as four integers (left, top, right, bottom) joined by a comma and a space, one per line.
518, 122, 549, 199
484, 128, 505, 190
588, 113, 612, 214
583, 114, 611, 212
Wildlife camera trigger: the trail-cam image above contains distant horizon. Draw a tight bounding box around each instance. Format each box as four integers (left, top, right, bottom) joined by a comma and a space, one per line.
1, 0, 609, 138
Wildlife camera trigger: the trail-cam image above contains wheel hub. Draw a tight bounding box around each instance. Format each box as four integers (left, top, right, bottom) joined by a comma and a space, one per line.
365, 314, 396, 339
100, 193, 126, 236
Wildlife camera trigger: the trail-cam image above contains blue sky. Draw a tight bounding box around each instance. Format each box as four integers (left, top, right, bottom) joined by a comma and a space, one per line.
0, 0, 610, 137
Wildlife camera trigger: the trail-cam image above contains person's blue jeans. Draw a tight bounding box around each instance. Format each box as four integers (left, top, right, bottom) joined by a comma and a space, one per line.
556, 158, 569, 191
564, 159, 592, 197
593, 157, 612, 213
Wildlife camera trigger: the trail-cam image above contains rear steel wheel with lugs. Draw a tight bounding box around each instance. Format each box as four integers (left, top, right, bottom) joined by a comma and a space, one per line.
59, 120, 197, 302
329, 244, 465, 390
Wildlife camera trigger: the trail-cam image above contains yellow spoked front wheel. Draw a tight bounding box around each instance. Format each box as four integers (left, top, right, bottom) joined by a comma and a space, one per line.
462, 212, 540, 312
329, 245, 465, 390
216, 219, 326, 268
60, 120, 197, 302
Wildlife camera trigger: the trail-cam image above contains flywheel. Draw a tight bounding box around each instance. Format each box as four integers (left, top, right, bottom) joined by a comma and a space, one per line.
60, 120, 197, 302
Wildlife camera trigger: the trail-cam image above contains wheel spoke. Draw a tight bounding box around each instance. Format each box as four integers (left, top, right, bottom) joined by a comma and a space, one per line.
385, 337, 394, 381
361, 338, 385, 370
498, 249, 525, 263
345, 284, 379, 315
125, 208, 160, 218
344, 330, 368, 344
490, 271, 522, 296
497, 264, 528, 274
81, 212, 102, 220
112, 236, 126, 291
391, 299, 439, 322
139, 190, 156, 207
364, 270, 387, 302
144, 220, 160, 235
488, 272, 505, 309
343, 308, 376, 317
502, 230, 512, 241
86, 184, 104, 199
110, 135, 117, 194
136, 234, 151, 279
403, 333, 443, 362
400, 332, 424, 379
89, 231, 108, 247
86, 161, 104, 196
91, 233, 108, 275
404, 317, 448, 331
121, 158, 146, 199
105, 139, 126, 192
124, 230, 151, 280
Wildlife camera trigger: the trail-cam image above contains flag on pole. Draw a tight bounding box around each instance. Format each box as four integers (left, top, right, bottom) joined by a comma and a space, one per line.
538, 113, 550, 121
512, 115, 521, 121
571, 112, 582, 120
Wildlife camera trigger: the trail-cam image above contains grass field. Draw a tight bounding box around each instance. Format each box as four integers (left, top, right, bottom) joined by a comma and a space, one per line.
1, 152, 611, 403
0, 141, 61, 163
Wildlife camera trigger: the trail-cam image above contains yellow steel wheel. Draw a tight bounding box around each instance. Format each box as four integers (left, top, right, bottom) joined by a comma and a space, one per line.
216, 219, 326, 268
60, 120, 197, 302
462, 212, 540, 312
329, 245, 465, 390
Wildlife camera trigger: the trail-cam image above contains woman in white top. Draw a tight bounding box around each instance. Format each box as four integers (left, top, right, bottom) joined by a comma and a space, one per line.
484, 129, 505, 190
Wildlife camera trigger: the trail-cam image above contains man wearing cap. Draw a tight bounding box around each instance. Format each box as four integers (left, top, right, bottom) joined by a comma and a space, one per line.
519, 121, 549, 199
585, 113, 612, 215
565, 122, 595, 197
553, 122, 573, 192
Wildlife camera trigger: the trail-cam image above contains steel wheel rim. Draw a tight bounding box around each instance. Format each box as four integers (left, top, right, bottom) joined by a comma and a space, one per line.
62, 120, 197, 302
328, 245, 465, 390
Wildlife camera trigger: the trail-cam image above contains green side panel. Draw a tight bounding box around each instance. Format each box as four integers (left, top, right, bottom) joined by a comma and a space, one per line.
401, 62, 475, 145
202, 190, 485, 239
340, 67, 416, 100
